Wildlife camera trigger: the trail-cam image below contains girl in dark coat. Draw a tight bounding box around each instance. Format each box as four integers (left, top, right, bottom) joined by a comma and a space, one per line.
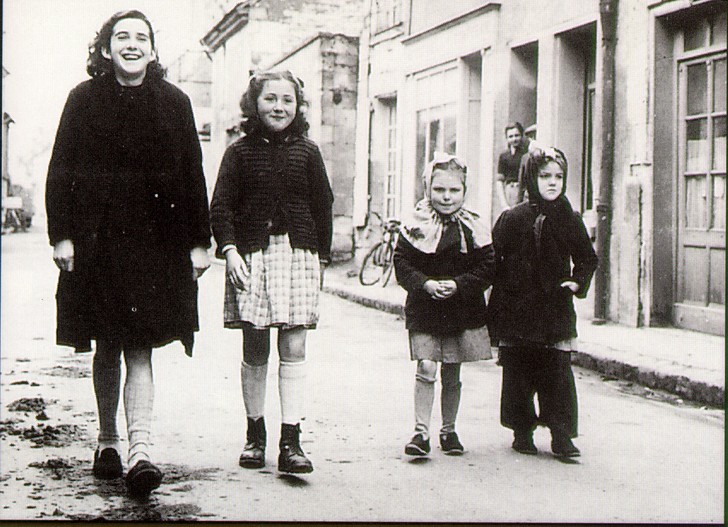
45, 10, 211, 496
487, 147, 598, 457
210, 71, 334, 474
394, 154, 495, 457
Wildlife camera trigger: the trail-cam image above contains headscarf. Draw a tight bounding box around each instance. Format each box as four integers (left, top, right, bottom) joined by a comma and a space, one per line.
400, 153, 492, 254
519, 147, 577, 290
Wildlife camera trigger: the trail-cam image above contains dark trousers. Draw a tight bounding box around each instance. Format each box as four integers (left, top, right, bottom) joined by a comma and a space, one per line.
499, 346, 578, 438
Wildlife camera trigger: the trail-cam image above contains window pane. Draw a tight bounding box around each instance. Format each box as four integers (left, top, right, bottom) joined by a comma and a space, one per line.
687, 63, 707, 115
710, 11, 727, 45
712, 175, 726, 230
714, 116, 726, 171
687, 118, 708, 172
429, 118, 442, 156
685, 175, 707, 228
684, 22, 706, 51
442, 103, 457, 155
713, 58, 726, 112
415, 110, 428, 200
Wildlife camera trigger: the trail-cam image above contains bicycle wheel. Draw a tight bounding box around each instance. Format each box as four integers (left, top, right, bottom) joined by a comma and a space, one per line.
359, 242, 385, 286
381, 244, 396, 287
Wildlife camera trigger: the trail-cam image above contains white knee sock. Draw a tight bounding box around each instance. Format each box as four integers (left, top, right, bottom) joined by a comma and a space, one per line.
279, 360, 306, 425
414, 373, 436, 440
124, 374, 154, 468
242, 361, 268, 419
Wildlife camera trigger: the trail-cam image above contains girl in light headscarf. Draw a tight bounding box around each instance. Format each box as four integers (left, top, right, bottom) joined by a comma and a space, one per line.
394, 153, 495, 457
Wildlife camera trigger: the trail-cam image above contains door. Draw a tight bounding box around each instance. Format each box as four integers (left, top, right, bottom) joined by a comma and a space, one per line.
674, 53, 726, 335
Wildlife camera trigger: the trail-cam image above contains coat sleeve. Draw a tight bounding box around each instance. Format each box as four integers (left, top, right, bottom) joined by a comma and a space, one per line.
394, 235, 429, 294
210, 146, 243, 259
453, 243, 496, 295
308, 145, 334, 263
46, 88, 82, 246
180, 94, 211, 250
569, 212, 598, 299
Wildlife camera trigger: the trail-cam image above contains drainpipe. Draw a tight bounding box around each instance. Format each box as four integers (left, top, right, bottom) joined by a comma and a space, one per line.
593, 0, 618, 324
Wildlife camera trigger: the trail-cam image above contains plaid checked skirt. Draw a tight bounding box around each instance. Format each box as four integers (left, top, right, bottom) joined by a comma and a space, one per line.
224, 234, 320, 330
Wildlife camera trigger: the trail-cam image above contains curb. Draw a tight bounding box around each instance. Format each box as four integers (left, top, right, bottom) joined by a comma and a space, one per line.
323, 284, 725, 408
323, 285, 404, 316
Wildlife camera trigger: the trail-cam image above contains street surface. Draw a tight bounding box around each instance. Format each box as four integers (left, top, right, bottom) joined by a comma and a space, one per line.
0, 228, 724, 522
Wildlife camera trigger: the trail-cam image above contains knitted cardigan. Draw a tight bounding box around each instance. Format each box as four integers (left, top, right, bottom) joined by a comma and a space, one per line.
210, 133, 334, 261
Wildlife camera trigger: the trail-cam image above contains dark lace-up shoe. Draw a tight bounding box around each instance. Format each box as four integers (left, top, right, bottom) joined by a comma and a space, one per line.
512, 432, 538, 455
278, 423, 313, 474
404, 433, 430, 456
239, 417, 266, 469
126, 460, 163, 497
551, 435, 580, 458
93, 448, 123, 479
440, 432, 464, 455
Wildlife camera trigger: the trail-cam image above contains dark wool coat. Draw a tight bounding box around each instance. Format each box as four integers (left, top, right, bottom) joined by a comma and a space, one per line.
394, 223, 495, 335
45, 74, 211, 354
209, 133, 334, 262
486, 201, 598, 346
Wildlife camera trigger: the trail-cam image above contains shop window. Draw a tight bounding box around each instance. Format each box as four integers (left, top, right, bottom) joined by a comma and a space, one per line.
414, 64, 458, 200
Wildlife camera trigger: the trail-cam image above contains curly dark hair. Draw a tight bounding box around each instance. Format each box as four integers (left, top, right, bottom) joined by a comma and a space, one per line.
239, 70, 309, 136
86, 10, 166, 80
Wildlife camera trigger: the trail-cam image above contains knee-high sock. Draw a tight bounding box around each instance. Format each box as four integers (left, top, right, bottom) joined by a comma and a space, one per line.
93, 341, 122, 453
279, 361, 306, 425
124, 350, 154, 468
440, 363, 462, 434
242, 361, 268, 419
414, 372, 436, 439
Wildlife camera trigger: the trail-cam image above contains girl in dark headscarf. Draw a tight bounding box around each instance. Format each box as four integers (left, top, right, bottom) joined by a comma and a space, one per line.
487, 147, 598, 458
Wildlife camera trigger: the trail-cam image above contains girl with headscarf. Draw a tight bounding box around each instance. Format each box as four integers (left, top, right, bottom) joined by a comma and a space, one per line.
487, 147, 598, 458
394, 153, 495, 457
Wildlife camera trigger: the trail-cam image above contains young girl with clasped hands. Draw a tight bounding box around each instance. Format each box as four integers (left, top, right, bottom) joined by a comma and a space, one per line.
487, 148, 598, 457
394, 154, 495, 456
210, 71, 333, 474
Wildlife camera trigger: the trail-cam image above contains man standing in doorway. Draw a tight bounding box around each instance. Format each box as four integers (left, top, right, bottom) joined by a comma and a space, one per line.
495, 122, 536, 210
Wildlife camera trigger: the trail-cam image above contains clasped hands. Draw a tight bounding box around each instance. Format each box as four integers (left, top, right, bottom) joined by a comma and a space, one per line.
424, 279, 457, 300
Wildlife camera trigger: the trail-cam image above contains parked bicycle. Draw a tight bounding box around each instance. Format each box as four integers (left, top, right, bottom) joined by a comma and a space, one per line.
359, 213, 401, 286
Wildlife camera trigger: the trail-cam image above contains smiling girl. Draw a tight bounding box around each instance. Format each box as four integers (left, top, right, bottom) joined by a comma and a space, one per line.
487, 147, 598, 458
394, 154, 495, 457
46, 10, 211, 497
210, 71, 333, 475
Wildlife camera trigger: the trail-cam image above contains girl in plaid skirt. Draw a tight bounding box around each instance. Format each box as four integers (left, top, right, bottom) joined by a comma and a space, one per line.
210, 71, 334, 474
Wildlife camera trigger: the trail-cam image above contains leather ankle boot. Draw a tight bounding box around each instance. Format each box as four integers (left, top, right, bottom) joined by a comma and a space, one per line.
239, 417, 266, 468
278, 423, 313, 474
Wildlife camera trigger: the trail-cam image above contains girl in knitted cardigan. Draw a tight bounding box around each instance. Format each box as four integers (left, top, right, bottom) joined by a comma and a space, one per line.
210, 71, 333, 474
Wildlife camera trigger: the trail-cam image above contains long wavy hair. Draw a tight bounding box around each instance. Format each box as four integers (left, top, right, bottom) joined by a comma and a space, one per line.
239, 70, 309, 136
86, 10, 166, 80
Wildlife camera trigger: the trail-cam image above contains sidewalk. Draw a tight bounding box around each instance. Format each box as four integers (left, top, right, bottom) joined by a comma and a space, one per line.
322, 260, 725, 408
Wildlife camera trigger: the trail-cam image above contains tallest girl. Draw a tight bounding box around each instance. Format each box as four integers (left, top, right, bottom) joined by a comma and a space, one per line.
46, 10, 211, 497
